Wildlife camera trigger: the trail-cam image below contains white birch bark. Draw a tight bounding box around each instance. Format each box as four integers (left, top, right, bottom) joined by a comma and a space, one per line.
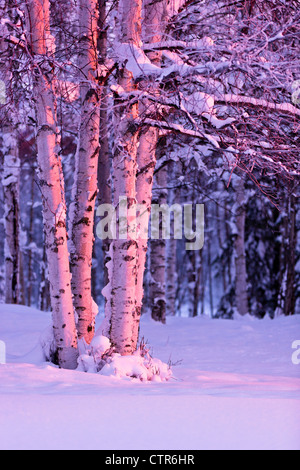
135, 0, 167, 328
69, 0, 100, 344
102, 0, 169, 346
0, 5, 21, 305
97, 0, 112, 288
166, 235, 177, 316
149, 157, 168, 324
135, 125, 158, 332
27, 0, 78, 369
166, 162, 180, 317
104, 0, 142, 355
1, 131, 21, 305
26, 173, 35, 306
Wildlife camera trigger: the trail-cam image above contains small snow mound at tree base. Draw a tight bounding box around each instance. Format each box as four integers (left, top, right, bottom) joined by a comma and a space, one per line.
77, 334, 173, 382
100, 354, 172, 382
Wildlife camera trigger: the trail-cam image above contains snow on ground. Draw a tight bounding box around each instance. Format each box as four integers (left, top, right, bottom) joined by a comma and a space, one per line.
0, 304, 299, 450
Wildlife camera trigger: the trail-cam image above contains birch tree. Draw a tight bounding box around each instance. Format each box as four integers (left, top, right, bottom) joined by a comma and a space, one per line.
136, 0, 167, 326
1, 132, 21, 305
101, 0, 171, 347
102, 0, 142, 355
276, 190, 298, 317
0, 2, 21, 305
283, 193, 297, 316
234, 174, 249, 317
69, 0, 101, 344
26, 0, 78, 369
97, 0, 112, 288
135, 124, 158, 326
149, 150, 168, 324
166, 161, 179, 317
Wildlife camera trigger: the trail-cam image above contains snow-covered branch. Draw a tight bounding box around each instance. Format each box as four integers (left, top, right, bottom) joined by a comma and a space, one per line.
136, 117, 220, 148
143, 37, 214, 53
219, 94, 300, 118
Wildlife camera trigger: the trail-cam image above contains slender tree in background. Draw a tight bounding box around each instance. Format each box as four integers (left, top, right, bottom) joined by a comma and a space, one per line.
283, 193, 297, 316
39, 243, 51, 312
0, 3, 21, 305
234, 174, 249, 316
1, 131, 21, 305
149, 151, 168, 324
276, 190, 297, 317
26, 169, 35, 306
166, 161, 179, 317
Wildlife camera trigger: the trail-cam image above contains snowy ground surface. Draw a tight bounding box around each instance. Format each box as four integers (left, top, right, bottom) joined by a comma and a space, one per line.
0, 304, 299, 450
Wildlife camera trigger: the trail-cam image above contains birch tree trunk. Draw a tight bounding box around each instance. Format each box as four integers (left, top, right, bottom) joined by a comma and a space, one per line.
192, 250, 201, 318
182, 182, 201, 318
283, 194, 296, 316
69, 0, 101, 344
135, 125, 158, 333
166, 235, 177, 316
166, 162, 180, 317
27, 0, 78, 369
1, 130, 21, 305
27, 172, 35, 306
149, 152, 168, 324
234, 175, 249, 316
276, 192, 297, 317
104, 0, 142, 355
0, 8, 21, 306
39, 242, 51, 312
207, 230, 214, 317
216, 194, 227, 294
97, 0, 112, 288
138, 0, 168, 326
